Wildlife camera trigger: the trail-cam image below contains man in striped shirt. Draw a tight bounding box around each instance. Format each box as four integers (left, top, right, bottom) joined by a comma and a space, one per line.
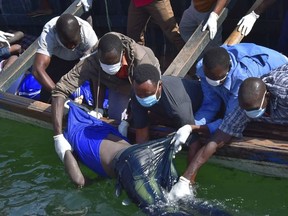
168, 62, 288, 201
219, 63, 288, 137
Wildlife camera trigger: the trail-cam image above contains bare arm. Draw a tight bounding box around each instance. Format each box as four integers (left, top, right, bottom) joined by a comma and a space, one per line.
183, 129, 232, 182
135, 127, 149, 144
213, 0, 229, 15
254, 0, 277, 15
51, 96, 65, 135
191, 124, 211, 136
32, 53, 55, 91
64, 150, 85, 187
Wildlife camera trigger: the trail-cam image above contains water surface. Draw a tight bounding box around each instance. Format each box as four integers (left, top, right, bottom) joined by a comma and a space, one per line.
1, 118, 287, 215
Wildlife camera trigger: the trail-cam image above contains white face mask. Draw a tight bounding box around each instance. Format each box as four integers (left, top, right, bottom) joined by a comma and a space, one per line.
99, 52, 123, 75
205, 72, 228, 87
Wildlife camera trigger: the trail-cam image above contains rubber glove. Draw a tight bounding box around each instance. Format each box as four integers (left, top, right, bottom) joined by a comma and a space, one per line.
118, 120, 129, 137
171, 125, 192, 155
0, 30, 13, 47
0, 30, 14, 39
77, 0, 93, 12
88, 108, 104, 119
237, 11, 260, 36
202, 12, 219, 40
168, 176, 194, 201
53, 134, 73, 162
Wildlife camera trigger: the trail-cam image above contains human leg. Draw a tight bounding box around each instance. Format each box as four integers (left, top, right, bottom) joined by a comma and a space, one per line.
127, 2, 150, 45
2, 55, 18, 71
147, 0, 185, 50
179, 4, 205, 42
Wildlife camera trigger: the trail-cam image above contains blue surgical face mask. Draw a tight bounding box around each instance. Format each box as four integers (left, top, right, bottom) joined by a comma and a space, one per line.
244, 108, 266, 118
244, 90, 267, 119
205, 72, 228, 87
136, 82, 160, 107
100, 52, 123, 75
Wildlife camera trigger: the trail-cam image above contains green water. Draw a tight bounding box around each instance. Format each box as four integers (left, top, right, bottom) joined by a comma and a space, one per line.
0, 118, 287, 216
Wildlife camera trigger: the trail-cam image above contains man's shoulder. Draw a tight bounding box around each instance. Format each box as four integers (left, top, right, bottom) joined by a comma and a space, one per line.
43, 16, 59, 30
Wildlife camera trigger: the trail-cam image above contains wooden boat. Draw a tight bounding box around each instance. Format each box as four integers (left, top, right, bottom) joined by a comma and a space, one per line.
0, 0, 288, 178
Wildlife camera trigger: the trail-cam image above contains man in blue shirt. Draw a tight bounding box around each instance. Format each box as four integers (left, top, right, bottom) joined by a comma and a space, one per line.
168, 43, 288, 201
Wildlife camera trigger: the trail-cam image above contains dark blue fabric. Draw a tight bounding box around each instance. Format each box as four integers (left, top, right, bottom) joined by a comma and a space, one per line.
0, 47, 11, 61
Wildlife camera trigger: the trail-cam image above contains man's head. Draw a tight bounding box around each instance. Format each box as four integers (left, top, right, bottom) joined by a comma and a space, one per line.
98, 33, 124, 75
239, 77, 268, 118
132, 64, 162, 107
56, 14, 81, 50
203, 47, 231, 86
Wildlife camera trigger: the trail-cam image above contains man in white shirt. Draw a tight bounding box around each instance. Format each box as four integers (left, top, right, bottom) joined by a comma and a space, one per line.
32, 13, 98, 102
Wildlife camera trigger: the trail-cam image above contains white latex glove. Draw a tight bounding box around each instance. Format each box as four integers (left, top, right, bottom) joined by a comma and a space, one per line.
171, 125, 192, 155
0, 30, 14, 39
88, 108, 103, 119
53, 134, 72, 162
202, 12, 219, 40
77, 0, 93, 12
168, 176, 194, 201
237, 11, 259, 36
118, 120, 129, 137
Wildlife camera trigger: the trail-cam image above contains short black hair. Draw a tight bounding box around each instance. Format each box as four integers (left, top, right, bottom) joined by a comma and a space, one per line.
203, 47, 230, 70
133, 64, 161, 85
56, 14, 80, 43
98, 33, 123, 55
239, 77, 266, 108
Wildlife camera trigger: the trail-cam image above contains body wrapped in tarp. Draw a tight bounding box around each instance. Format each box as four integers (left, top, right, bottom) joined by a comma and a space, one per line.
63, 103, 232, 216
113, 135, 179, 213
63, 102, 179, 213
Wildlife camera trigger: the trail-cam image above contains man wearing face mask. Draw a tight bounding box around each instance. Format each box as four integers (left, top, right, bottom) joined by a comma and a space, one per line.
32, 13, 97, 103
51, 32, 160, 159
130, 64, 203, 144
220, 63, 288, 137
167, 43, 288, 201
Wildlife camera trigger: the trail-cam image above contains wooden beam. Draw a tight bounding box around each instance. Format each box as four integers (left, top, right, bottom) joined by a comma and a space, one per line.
163, 2, 230, 77
0, 0, 85, 92
223, 0, 264, 45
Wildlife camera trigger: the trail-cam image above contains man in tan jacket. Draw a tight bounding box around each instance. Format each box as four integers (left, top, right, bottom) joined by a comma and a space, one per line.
51, 32, 160, 158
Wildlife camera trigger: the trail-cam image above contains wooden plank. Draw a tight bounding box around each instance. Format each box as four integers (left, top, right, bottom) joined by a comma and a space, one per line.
223, 0, 264, 45
0, 0, 85, 92
163, 6, 229, 77
164, 0, 265, 77
209, 156, 288, 178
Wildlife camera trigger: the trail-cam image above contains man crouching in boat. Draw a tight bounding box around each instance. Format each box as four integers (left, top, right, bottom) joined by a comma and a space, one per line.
169, 62, 288, 200
55, 101, 183, 215
32, 13, 98, 103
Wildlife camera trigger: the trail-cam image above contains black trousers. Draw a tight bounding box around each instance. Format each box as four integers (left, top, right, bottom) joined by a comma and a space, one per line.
39, 56, 79, 103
